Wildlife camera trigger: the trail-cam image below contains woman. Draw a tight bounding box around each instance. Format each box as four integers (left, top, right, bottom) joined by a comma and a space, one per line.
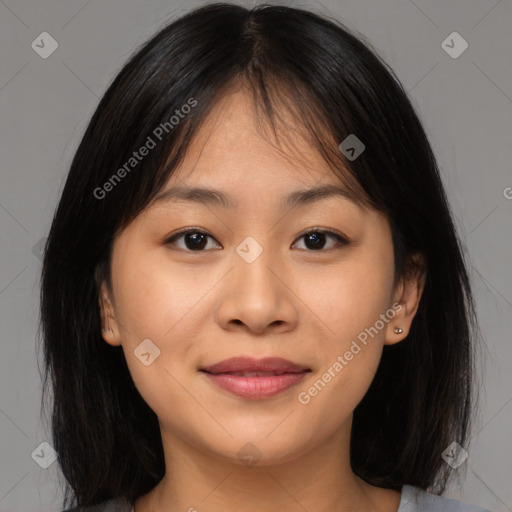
40, 3, 491, 511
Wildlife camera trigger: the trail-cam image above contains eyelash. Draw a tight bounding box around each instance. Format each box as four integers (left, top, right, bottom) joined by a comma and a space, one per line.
164, 227, 350, 252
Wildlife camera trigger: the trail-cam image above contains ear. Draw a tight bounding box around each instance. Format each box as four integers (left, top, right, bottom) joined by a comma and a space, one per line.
385, 252, 426, 346
98, 281, 123, 347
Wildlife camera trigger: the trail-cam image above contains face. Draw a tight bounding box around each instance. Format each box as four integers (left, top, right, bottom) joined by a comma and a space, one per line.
100, 88, 422, 467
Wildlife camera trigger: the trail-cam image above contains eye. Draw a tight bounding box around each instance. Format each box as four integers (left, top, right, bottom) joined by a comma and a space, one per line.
165, 227, 349, 252
164, 229, 221, 251
292, 228, 349, 251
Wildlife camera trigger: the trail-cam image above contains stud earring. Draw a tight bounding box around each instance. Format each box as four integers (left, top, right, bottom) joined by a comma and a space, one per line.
102, 328, 112, 333
393, 327, 403, 334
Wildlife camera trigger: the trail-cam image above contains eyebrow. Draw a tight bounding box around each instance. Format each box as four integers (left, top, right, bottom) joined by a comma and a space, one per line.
152, 184, 365, 211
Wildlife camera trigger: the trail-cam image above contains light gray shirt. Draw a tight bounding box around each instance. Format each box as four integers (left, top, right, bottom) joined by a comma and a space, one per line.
63, 484, 493, 511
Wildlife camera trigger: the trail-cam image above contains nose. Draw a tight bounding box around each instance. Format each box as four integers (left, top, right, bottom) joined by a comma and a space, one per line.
214, 244, 299, 335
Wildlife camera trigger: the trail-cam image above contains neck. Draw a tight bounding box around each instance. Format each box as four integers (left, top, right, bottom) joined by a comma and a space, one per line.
135, 421, 401, 512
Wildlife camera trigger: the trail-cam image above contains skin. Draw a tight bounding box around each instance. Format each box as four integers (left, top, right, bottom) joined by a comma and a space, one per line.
99, 85, 425, 512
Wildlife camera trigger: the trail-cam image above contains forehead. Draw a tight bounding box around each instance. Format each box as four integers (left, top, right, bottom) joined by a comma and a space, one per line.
151, 87, 368, 211
177, 90, 325, 181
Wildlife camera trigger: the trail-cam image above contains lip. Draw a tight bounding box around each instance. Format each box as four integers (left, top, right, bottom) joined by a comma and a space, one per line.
201, 356, 309, 374
199, 357, 311, 400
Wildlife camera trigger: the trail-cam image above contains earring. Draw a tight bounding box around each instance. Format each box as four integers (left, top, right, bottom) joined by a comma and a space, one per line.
393, 327, 403, 334
102, 328, 112, 333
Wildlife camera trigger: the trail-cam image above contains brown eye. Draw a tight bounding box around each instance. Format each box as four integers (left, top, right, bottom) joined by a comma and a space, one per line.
292, 229, 349, 251
165, 229, 221, 251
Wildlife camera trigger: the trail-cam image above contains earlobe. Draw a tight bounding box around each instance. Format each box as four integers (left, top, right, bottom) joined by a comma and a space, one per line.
385, 252, 426, 346
98, 282, 122, 346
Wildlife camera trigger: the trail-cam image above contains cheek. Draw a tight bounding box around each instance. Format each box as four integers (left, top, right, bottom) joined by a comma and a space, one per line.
112, 242, 205, 341
297, 249, 394, 346
291, 251, 393, 425
109, 244, 200, 389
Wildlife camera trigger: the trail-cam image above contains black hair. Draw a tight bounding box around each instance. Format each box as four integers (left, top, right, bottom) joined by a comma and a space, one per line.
38, 2, 481, 509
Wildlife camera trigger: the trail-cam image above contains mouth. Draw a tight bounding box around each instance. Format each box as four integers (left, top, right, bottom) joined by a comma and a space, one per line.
200, 356, 310, 374
199, 357, 311, 399
208, 370, 303, 377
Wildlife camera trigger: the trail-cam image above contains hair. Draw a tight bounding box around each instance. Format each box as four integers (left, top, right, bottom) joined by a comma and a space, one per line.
38, 2, 481, 509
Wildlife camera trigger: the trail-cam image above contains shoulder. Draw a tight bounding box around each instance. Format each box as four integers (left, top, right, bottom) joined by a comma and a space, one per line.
399, 484, 493, 512
62, 496, 133, 512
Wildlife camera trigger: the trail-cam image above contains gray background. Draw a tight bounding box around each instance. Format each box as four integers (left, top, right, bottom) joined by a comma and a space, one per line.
0, 0, 511, 511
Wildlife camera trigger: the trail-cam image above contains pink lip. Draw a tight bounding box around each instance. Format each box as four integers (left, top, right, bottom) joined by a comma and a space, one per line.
200, 357, 311, 399
201, 356, 309, 374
